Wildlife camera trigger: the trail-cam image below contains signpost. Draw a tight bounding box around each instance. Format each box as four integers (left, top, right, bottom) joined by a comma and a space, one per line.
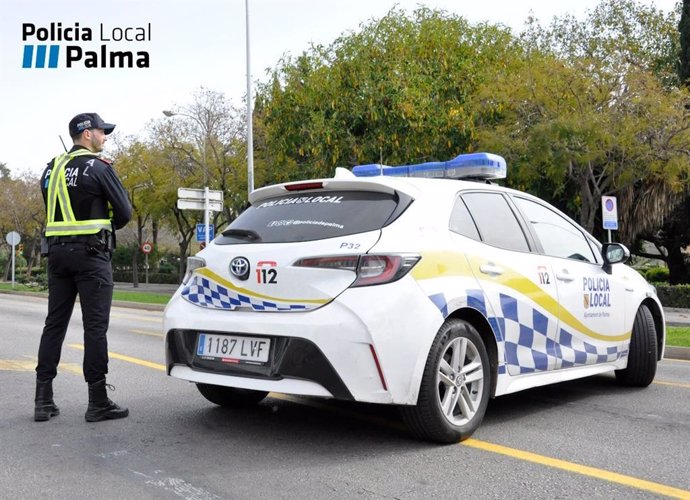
177, 187, 223, 245
601, 196, 618, 243
5, 231, 21, 288
141, 242, 153, 285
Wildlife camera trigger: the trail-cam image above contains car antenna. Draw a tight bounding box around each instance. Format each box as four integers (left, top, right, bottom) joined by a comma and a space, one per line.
59, 135, 68, 152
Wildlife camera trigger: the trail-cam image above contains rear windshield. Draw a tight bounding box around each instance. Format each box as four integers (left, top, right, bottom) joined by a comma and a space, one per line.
216, 190, 410, 244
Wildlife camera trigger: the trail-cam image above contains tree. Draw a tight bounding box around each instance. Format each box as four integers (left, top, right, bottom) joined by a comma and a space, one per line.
255, 8, 516, 180
679, 0, 690, 85
637, 0, 690, 284
0, 162, 10, 180
475, 0, 690, 246
0, 173, 44, 279
147, 88, 249, 281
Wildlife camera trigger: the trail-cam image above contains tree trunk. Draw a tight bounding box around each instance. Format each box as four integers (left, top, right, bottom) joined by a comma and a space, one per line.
132, 247, 139, 288
666, 246, 690, 284
178, 240, 189, 283
152, 219, 159, 246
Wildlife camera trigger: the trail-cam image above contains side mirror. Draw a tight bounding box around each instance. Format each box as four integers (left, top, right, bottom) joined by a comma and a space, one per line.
602, 243, 630, 274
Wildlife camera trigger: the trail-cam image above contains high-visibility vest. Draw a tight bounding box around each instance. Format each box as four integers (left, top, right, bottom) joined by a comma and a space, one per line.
45, 150, 113, 237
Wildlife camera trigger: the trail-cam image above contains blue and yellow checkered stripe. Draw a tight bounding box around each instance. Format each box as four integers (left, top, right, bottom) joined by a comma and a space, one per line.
429, 290, 627, 375
181, 275, 314, 311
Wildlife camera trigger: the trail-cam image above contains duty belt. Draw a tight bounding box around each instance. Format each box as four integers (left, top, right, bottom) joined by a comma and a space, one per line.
48, 235, 92, 244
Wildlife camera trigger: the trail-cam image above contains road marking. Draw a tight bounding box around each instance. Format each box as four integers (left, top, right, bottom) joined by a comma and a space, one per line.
653, 380, 690, 389
0, 358, 81, 375
129, 329, 163, 338
68, 344, 165, 372
110, 313, 162, 324
462, 439, 690, 499
83, 347, 690, 498
0, 360, 37, 371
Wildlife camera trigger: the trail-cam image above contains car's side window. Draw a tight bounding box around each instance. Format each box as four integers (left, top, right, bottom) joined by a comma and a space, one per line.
449, 197, 481, 241
513, 196, 596, 263
461, 192, 530, 252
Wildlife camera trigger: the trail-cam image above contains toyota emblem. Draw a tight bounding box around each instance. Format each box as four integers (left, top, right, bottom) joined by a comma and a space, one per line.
229, 257, 250, 280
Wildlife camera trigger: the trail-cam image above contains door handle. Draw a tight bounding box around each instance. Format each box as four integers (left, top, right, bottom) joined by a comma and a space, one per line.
479, 263, 504, 276
556, 270, 575, 282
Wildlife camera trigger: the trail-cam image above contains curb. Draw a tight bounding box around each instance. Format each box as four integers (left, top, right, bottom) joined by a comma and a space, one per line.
112, 300, 166, 312
0, 289, 167, 312
665, 346, 690, 361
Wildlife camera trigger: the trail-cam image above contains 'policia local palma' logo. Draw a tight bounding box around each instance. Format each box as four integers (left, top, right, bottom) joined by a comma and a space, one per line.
21, 22, 151, 69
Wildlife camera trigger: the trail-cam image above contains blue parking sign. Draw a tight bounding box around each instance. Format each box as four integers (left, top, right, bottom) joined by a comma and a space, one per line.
196, 223, 214, 241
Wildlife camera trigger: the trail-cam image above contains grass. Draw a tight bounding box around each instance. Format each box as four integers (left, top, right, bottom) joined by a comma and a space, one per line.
666, 326, 690, 348
112, 290, 172, 305
0, 282, 173, 305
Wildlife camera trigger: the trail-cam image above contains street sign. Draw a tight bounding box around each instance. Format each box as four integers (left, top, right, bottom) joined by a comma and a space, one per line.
141, 242, 153, 254
602, 196, 618, 231
197, 223, 215, 242
177, 198, 223, 212
5, 231, 20, 288
5, 231, 20, 246
177, 187, 223, 202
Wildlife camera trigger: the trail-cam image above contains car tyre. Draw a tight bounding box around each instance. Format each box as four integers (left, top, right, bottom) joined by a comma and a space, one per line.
401, 319, 490, 444
615, 304, 658, 387
196, 383, 268, 407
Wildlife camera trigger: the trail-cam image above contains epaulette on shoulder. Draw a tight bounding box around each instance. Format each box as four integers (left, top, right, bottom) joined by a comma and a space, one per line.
98, 156, 114, 165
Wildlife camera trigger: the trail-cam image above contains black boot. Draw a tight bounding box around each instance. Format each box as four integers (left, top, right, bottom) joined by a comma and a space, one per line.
34, 380, 60, 422
85, 379, 129, 422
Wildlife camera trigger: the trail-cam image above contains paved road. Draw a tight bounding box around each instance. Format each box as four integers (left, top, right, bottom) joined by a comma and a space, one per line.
1, 294, 689, 499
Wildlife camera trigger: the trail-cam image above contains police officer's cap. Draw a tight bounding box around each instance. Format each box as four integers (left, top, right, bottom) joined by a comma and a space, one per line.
68, 113, 116, 136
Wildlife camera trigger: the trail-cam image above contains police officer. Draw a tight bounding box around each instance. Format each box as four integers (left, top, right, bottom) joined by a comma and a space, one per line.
34, 113, 132, 422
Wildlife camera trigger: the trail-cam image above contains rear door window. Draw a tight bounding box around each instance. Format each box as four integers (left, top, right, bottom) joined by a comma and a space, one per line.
217, 190, 409, 244
461, 192, 531, 252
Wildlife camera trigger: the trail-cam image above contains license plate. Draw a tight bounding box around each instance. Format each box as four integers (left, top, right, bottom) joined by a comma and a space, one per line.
196, 333, 270, 364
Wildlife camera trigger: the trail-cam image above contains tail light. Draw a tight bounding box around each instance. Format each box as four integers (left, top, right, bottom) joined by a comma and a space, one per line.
294, 254, 420, 287
182, 256, 206, 285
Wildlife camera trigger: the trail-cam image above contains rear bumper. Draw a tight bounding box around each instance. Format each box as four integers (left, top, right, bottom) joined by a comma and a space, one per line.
163, 276, 443, 404
166, 329, 353, 400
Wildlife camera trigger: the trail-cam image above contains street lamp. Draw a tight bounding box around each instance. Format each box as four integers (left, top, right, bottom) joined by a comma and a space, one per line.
130, 183, 147, 288
163, 110, 211, 245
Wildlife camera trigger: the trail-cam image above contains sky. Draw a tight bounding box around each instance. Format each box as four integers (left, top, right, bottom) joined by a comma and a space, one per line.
0, 0, 679, 177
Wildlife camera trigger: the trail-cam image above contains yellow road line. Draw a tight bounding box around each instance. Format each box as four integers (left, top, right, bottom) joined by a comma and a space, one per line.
462, 439, 690, 499
0, 360, 37, 371
129, 329, 163, 338
74, 347, 690, 498
653, 380, 690, 389
0, 358, 81, 375
68, 344, 165, 372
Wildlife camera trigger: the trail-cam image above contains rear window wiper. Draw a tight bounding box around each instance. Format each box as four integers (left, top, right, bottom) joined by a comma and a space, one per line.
222, 228, 262, 241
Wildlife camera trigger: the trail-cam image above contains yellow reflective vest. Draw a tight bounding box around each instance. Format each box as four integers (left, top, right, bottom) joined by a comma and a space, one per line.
44, 150, 113, 237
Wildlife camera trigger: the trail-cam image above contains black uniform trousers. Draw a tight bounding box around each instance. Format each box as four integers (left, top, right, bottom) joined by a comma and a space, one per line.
36, 242, 113, 384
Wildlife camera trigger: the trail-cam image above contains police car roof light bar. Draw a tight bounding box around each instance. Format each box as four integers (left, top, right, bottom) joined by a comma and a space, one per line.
351, 152, 507, 180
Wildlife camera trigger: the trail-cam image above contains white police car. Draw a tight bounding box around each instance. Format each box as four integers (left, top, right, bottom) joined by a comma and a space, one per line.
163, 153, 665, 443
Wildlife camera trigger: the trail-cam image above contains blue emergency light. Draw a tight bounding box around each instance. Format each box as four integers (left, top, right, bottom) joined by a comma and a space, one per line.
352, 152, 506, 180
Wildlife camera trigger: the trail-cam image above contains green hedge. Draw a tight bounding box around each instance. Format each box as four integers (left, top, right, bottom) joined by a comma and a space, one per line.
112, 271, 180, 284
653, 284, 690, 308
643, 267, 669, 283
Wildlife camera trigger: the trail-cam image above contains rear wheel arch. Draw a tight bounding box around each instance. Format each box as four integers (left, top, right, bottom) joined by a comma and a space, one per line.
447, 307, 499, 397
